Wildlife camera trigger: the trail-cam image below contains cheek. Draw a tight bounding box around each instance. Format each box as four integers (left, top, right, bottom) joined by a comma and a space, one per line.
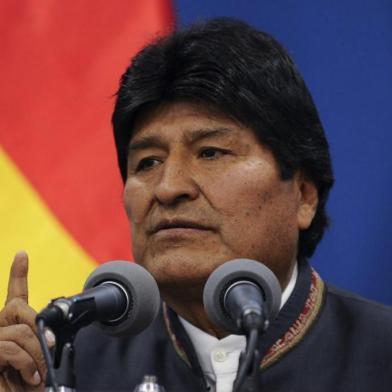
123, 179, 150, 226
123, 180, 152, 260
204, 163, 282, 218
204, 165, 299, 257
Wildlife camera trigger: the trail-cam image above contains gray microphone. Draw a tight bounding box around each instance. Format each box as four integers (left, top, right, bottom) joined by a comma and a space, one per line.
84, 261, 160, 336
203, 259, 281, 334
37, 261, 160, 337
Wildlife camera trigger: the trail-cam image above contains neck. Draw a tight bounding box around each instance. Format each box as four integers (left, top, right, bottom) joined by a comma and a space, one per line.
161, 261, 297, 338
162, 288, 229, 338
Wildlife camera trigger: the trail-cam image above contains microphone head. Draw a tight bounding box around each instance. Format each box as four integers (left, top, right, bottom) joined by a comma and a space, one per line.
203, 259, 282, 334
84, 261, 160, 337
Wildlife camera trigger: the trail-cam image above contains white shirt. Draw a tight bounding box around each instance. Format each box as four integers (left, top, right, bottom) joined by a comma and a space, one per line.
179, 263, 298, 392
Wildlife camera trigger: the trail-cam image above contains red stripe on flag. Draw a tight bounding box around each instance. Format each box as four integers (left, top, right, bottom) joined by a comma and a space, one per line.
0, 1, 174, 263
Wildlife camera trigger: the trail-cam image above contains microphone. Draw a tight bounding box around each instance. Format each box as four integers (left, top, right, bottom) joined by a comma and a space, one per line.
36, 261, 160, 336
203, 259, 281, 334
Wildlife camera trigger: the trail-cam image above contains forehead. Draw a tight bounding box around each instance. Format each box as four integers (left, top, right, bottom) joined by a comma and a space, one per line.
130, 101, 259, 144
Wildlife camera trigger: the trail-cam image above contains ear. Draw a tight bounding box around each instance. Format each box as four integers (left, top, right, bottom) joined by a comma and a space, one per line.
295, 172, 318, 230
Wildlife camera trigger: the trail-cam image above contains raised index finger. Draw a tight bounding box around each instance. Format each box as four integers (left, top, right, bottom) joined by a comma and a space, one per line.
6, 251, 29, 305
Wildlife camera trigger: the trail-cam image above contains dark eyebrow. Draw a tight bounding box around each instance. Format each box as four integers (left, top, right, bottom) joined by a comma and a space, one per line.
128, 135, 166, 152
185, 127, 233, 143
128, 127, 234, 152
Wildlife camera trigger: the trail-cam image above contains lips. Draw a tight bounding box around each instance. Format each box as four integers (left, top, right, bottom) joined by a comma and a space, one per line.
150, 219, 213, 234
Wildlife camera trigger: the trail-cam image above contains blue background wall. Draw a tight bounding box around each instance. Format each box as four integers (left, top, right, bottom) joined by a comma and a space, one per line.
173, 1, 392, 305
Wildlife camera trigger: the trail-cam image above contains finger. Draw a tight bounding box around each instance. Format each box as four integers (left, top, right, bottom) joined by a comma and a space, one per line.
0, 325, 47, 380
44, 328, 56, 348
0, 298, 37, 332
3, 367, 44, 392
2, 368, 26, 392
6, 252, 29, 305
0, 341, 41, 386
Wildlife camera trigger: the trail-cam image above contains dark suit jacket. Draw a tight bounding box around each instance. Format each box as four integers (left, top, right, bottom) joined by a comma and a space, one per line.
74, 262, 392, 391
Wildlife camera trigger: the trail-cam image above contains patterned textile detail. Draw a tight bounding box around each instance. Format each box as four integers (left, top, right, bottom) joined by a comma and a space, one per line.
163, 269, 325, 371
260, 269, 325, 369
163, 303, 191, 367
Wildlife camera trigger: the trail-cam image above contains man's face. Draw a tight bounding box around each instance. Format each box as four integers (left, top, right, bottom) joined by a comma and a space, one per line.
123, 101, 317, 293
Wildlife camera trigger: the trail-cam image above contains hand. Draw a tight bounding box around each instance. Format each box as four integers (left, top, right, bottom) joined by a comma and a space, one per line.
0, 252, 55, 392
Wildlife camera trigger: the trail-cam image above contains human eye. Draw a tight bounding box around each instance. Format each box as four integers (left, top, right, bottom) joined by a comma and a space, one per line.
199, 147, 229, 160
135, 156, 161, 172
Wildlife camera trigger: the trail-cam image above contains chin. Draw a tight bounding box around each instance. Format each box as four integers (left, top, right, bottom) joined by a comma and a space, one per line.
141, 254, 218, 289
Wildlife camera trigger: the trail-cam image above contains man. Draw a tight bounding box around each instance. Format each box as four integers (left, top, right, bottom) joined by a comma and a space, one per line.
1, 18, 391, 392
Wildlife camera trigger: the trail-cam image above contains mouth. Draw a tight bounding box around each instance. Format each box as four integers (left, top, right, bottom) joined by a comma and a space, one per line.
150, 219, 213, 234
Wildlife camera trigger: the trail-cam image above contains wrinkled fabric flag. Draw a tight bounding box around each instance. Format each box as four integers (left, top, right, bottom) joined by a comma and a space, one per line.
0, 0, 174, 310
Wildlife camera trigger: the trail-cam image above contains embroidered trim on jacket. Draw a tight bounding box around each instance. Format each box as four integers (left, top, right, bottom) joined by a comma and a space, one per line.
163, 268, 325, 370
163, 304, 191, 366
260, 269, 324, 369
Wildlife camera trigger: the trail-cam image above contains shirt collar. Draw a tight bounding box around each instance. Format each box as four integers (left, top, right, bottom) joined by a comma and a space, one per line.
179, 262, 298, 380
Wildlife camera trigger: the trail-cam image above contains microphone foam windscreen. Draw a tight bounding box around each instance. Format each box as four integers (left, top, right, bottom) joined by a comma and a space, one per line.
203, 259, 281, 334
84, 261, 160, 336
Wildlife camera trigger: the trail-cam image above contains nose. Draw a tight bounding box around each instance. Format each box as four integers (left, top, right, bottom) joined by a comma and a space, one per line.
154, 156, 199, 206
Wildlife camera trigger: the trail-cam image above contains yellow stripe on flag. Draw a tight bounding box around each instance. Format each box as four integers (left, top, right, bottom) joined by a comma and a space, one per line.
0, 147, 96, 311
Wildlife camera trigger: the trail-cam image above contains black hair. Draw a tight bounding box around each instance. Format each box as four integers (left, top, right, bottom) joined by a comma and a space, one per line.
112, 17, 334, 261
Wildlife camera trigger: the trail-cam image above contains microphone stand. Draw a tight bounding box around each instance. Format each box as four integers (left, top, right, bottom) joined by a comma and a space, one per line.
233, 347, 262, 392
37, 297, 98, 392
44, 320, 79, 392
233, 312, 269, 392
45, 341, 76, 392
